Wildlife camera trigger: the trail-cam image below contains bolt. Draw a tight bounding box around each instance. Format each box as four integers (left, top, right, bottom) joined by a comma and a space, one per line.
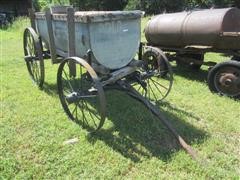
225, 79, 232, 86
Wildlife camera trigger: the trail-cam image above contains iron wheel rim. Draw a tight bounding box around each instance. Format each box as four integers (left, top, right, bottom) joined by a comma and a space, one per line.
57, 57, 106, 132
134, 47, 173, 102
23, 27, 44, 88
214, 66, 240, 97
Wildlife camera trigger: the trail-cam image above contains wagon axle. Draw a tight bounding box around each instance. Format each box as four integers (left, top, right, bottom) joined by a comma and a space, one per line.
24, 55, 39, 62
65, 90, 97, 104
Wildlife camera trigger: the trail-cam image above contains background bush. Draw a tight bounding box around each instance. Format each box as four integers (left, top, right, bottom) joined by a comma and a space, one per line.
33, 0, 240, 14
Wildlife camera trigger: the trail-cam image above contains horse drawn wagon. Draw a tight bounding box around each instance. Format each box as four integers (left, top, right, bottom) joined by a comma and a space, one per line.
22, 6, 201, 159
23, 6, 172, 129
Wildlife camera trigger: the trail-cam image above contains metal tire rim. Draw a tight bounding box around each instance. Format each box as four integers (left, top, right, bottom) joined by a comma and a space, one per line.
23, 27, 45, 88
57, 57, 106, 132
214, 66, 240, 97
135, 47, 173, 102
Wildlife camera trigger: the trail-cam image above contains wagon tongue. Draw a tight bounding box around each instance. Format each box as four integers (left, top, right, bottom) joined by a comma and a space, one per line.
65, 89, 97, 104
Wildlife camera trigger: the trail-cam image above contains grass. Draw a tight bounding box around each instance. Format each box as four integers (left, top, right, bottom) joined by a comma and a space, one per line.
0, 17, 240, 179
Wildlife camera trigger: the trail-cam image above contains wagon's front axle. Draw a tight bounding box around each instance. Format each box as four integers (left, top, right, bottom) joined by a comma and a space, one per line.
65, 90, 97, 104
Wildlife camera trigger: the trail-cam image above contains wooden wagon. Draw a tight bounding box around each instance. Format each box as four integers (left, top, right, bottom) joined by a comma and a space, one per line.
23, 6, 198, 159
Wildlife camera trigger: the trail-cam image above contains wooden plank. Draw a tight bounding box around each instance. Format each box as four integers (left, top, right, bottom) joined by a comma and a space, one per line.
45, 9, 57, 64
67, 7, 76, 77
67, 7, 75, 57
28, 9, 36, 30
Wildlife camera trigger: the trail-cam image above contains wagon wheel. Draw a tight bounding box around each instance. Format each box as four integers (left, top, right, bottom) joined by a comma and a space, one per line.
143, 47, 169, 76
207, 60, 240, 98
57, 57, 106, 132
134, 48, 173, 102
23, 27, 44, 88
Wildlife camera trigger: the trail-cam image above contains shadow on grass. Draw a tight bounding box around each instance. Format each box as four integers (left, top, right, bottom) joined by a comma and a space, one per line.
42, 82, 58, 97
86, 90, 208, 162
171, 65, 209, 83
40, 79, 208, 162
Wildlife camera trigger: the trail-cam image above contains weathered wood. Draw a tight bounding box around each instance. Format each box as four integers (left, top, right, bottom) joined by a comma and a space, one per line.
51, 5, 72, 14
101, 66, 137, 86
35, 10, 143, 69
28, 9, 36, 30
67, 7, 76, 77
45, 9, 57, 63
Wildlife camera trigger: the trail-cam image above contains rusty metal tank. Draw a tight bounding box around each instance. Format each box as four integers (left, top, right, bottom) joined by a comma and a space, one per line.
145, 8, 240, 50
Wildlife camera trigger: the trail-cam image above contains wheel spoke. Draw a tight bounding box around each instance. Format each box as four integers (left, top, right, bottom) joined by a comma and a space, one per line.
150, 78, 164, 98
63, 69, 74, 91
148, 80, 159, 101
34, 62, 40, 82
151, 78, 169, 91
79, 101, 89, 127
58, 58, 105, 132
71, 104, 78, 119
83, 100, 98, 128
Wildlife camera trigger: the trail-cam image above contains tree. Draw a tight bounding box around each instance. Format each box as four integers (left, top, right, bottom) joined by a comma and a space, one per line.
33, 0, 239, 14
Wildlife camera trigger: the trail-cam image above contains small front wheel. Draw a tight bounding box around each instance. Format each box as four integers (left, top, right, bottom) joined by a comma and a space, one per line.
23, 27, 44, 88
143, 46, 169, 76
207, 60, 240, 99
57, 57, 106, 132
135, 47, 173, 102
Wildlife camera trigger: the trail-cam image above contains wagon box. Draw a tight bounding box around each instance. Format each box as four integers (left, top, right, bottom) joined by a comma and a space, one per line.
35, 10, 142, 69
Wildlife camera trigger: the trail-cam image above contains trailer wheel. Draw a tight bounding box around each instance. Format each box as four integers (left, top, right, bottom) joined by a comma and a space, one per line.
207, 61, 240, 98
23, 27, 45, 88
134, 47, 173, 102
57, 57, 106, 132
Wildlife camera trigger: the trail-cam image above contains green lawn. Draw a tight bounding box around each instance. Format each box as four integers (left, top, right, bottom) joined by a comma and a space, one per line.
0, 17, 240, 179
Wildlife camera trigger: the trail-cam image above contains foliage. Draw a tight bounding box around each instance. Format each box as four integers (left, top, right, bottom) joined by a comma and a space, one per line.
33, 0, 69, 11
125, 0, 239, 14
69, 0, 128, 10
32, 0, 240, 13
185, 0, 238, 9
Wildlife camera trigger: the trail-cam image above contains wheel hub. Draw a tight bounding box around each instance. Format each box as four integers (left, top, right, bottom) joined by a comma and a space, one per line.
219, 73, 237, 87
216, 68, 240, 96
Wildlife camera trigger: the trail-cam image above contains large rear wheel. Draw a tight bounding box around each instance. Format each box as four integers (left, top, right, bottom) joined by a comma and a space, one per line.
57, 57, 106, 132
